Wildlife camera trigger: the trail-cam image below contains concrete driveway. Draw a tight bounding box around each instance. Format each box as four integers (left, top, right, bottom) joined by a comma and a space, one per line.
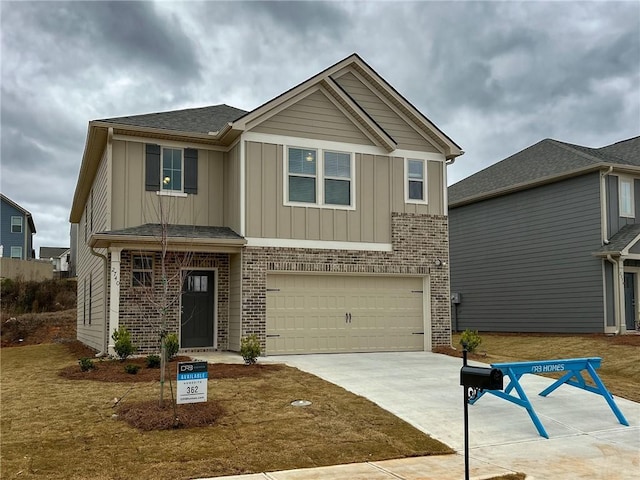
258, 352, 640, 479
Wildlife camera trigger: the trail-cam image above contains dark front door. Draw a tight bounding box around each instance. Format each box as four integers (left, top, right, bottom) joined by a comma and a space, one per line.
181, 271, 215, 348
623, 272, 636, 331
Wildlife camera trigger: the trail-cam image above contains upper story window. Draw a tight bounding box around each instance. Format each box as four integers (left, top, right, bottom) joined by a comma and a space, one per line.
406, 159, 427, 203
288, 148, 317, 203
11, 216, 22, 233
10, 246, 22, 259
324, 151, 351, 206
286, 146, 354, 209
132, 254, 153, 287
619, 176, 634, 218
145, 144, 198, 195
162, 148, 183, 192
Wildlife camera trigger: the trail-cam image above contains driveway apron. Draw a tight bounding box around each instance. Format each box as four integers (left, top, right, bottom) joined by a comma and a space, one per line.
262, 352, 640, 480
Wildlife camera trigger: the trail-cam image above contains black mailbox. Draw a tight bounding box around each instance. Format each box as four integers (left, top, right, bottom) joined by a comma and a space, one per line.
460, 366, 503, 390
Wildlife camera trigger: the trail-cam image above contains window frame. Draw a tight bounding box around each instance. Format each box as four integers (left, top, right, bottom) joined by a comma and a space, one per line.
405, 158, 428, 204
160, 147, 184, 194
619, 176, 635, 218
10, 246, 22, 259
284, 146, 355, 210
11, 216, 22, 233
132, 254, 154, 288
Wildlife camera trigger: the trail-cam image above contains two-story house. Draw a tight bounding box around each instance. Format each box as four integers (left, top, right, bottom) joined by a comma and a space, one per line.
70, 54, 463, 356
449, 136, 640, 335
1, 193, 36, 260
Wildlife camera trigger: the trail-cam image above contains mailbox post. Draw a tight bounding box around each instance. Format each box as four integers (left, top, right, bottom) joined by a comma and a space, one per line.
460, 344, 503, 480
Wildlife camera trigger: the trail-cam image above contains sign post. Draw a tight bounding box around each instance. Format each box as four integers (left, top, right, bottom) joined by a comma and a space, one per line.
177, 361, 208, 404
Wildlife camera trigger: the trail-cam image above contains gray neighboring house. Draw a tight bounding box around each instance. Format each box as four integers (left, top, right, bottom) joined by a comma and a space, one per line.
39, 247, 71, 278
449, 136, 640, 335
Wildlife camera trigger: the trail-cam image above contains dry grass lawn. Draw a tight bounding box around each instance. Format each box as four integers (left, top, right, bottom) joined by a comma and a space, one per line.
446, 333, 640, 402
1, 344, 452, 480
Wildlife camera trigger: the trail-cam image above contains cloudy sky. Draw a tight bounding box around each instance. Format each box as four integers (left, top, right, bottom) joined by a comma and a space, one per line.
1, 0, 639, 256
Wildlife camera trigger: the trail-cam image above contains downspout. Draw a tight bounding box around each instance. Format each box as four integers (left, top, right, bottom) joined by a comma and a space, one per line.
606, 254, 622, 335
90, 246, 109, 355
601, 166, 613, 244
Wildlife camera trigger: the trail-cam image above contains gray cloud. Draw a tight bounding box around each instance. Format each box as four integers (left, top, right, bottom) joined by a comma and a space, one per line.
0, 0, 638, 254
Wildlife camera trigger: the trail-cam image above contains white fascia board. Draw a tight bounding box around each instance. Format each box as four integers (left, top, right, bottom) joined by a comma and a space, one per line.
243, 132, 446, 161
246, 237, 393, 252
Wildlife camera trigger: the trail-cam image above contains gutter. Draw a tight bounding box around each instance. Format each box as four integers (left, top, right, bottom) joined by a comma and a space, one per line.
600, 166, 614, 244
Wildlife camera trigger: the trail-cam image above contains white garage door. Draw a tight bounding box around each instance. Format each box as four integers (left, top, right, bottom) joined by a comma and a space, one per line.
266, 274, 427, 354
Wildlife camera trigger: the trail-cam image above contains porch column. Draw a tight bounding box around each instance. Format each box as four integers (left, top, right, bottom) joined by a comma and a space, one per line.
108, 248, 122, 355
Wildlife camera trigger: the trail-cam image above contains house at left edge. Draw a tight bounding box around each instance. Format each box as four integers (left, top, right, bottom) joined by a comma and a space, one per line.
69, 54, 463, 356
1, 193, 36, 260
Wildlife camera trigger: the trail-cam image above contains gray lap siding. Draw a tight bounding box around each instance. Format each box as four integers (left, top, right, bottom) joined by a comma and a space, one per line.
449, 172, 604, 333
241, 213, 451, 353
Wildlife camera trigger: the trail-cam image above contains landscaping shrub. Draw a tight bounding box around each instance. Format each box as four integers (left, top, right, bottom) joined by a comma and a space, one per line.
460, 329, 482, 353
78, 357, 96, 372
146, 354, 161, 369
240, 334, 261, 365
112, 326, 137, 361
164, 333, 179, 361
124, 364, 141, 375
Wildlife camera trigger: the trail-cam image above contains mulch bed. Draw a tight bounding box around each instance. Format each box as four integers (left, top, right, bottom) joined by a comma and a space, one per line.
117, 399, 225, 431
59, 355, 284, 383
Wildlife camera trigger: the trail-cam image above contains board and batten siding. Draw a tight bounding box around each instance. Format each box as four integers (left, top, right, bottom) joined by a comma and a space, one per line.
223, 143, 242, 234
77, 150, 109, 351
250, 89, 374, 146
111, 140, 225, 229
333, 70, 440, 153
449, 172, 604, 333
244, 141, 445, 241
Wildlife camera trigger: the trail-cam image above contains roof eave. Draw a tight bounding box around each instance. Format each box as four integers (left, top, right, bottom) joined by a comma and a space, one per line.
89, 232, 247, 251
449, 163, 640, 208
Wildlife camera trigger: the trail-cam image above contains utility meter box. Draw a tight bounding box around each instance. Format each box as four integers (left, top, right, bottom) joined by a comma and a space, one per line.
460, 365, 503, 390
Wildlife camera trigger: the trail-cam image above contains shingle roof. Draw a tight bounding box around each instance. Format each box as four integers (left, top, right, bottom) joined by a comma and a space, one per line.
449, 136, 640, 206
39, 247, 69, 259
98, 104, 248, 134
593, 223, 640, 256
100, 224, 244, 240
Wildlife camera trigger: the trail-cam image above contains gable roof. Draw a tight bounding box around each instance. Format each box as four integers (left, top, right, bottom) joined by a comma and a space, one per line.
593, 223, 640, 257
1, 193, 36, 233
449, 136, 640, 207
71, 54, 463, 222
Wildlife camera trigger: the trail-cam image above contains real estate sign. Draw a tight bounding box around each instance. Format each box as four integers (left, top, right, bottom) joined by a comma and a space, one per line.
176, 361, 208, 404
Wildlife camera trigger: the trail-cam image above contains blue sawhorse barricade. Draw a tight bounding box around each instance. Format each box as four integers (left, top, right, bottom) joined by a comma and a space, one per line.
468, 357, 629, 438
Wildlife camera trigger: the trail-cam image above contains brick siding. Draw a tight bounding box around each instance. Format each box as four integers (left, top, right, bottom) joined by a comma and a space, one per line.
241, 213, 451, 352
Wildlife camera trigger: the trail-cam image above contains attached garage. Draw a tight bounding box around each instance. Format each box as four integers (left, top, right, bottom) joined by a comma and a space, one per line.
266, 274, 429, 354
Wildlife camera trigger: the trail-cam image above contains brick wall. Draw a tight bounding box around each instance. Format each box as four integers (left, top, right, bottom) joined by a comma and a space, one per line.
119, 250, 229, 354
241, 213, 451, 352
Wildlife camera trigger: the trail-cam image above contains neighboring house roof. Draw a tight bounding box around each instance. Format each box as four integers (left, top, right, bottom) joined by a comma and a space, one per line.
98, 104, 248, 135
1, 193, 36, 233
449, 136, 640, 207
593, 223, 640, 257
89, 224, 246, 249
71, 53, 463, 223
39, 247, 69, 259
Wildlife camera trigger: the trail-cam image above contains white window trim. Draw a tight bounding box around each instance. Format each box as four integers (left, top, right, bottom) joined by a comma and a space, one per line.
405, 158, 428, 204
11, 216, 22, 233
161, 146, 185, 194
284, 145, 356, 211
10, 246, 22, 259
619, 175, 634, 218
